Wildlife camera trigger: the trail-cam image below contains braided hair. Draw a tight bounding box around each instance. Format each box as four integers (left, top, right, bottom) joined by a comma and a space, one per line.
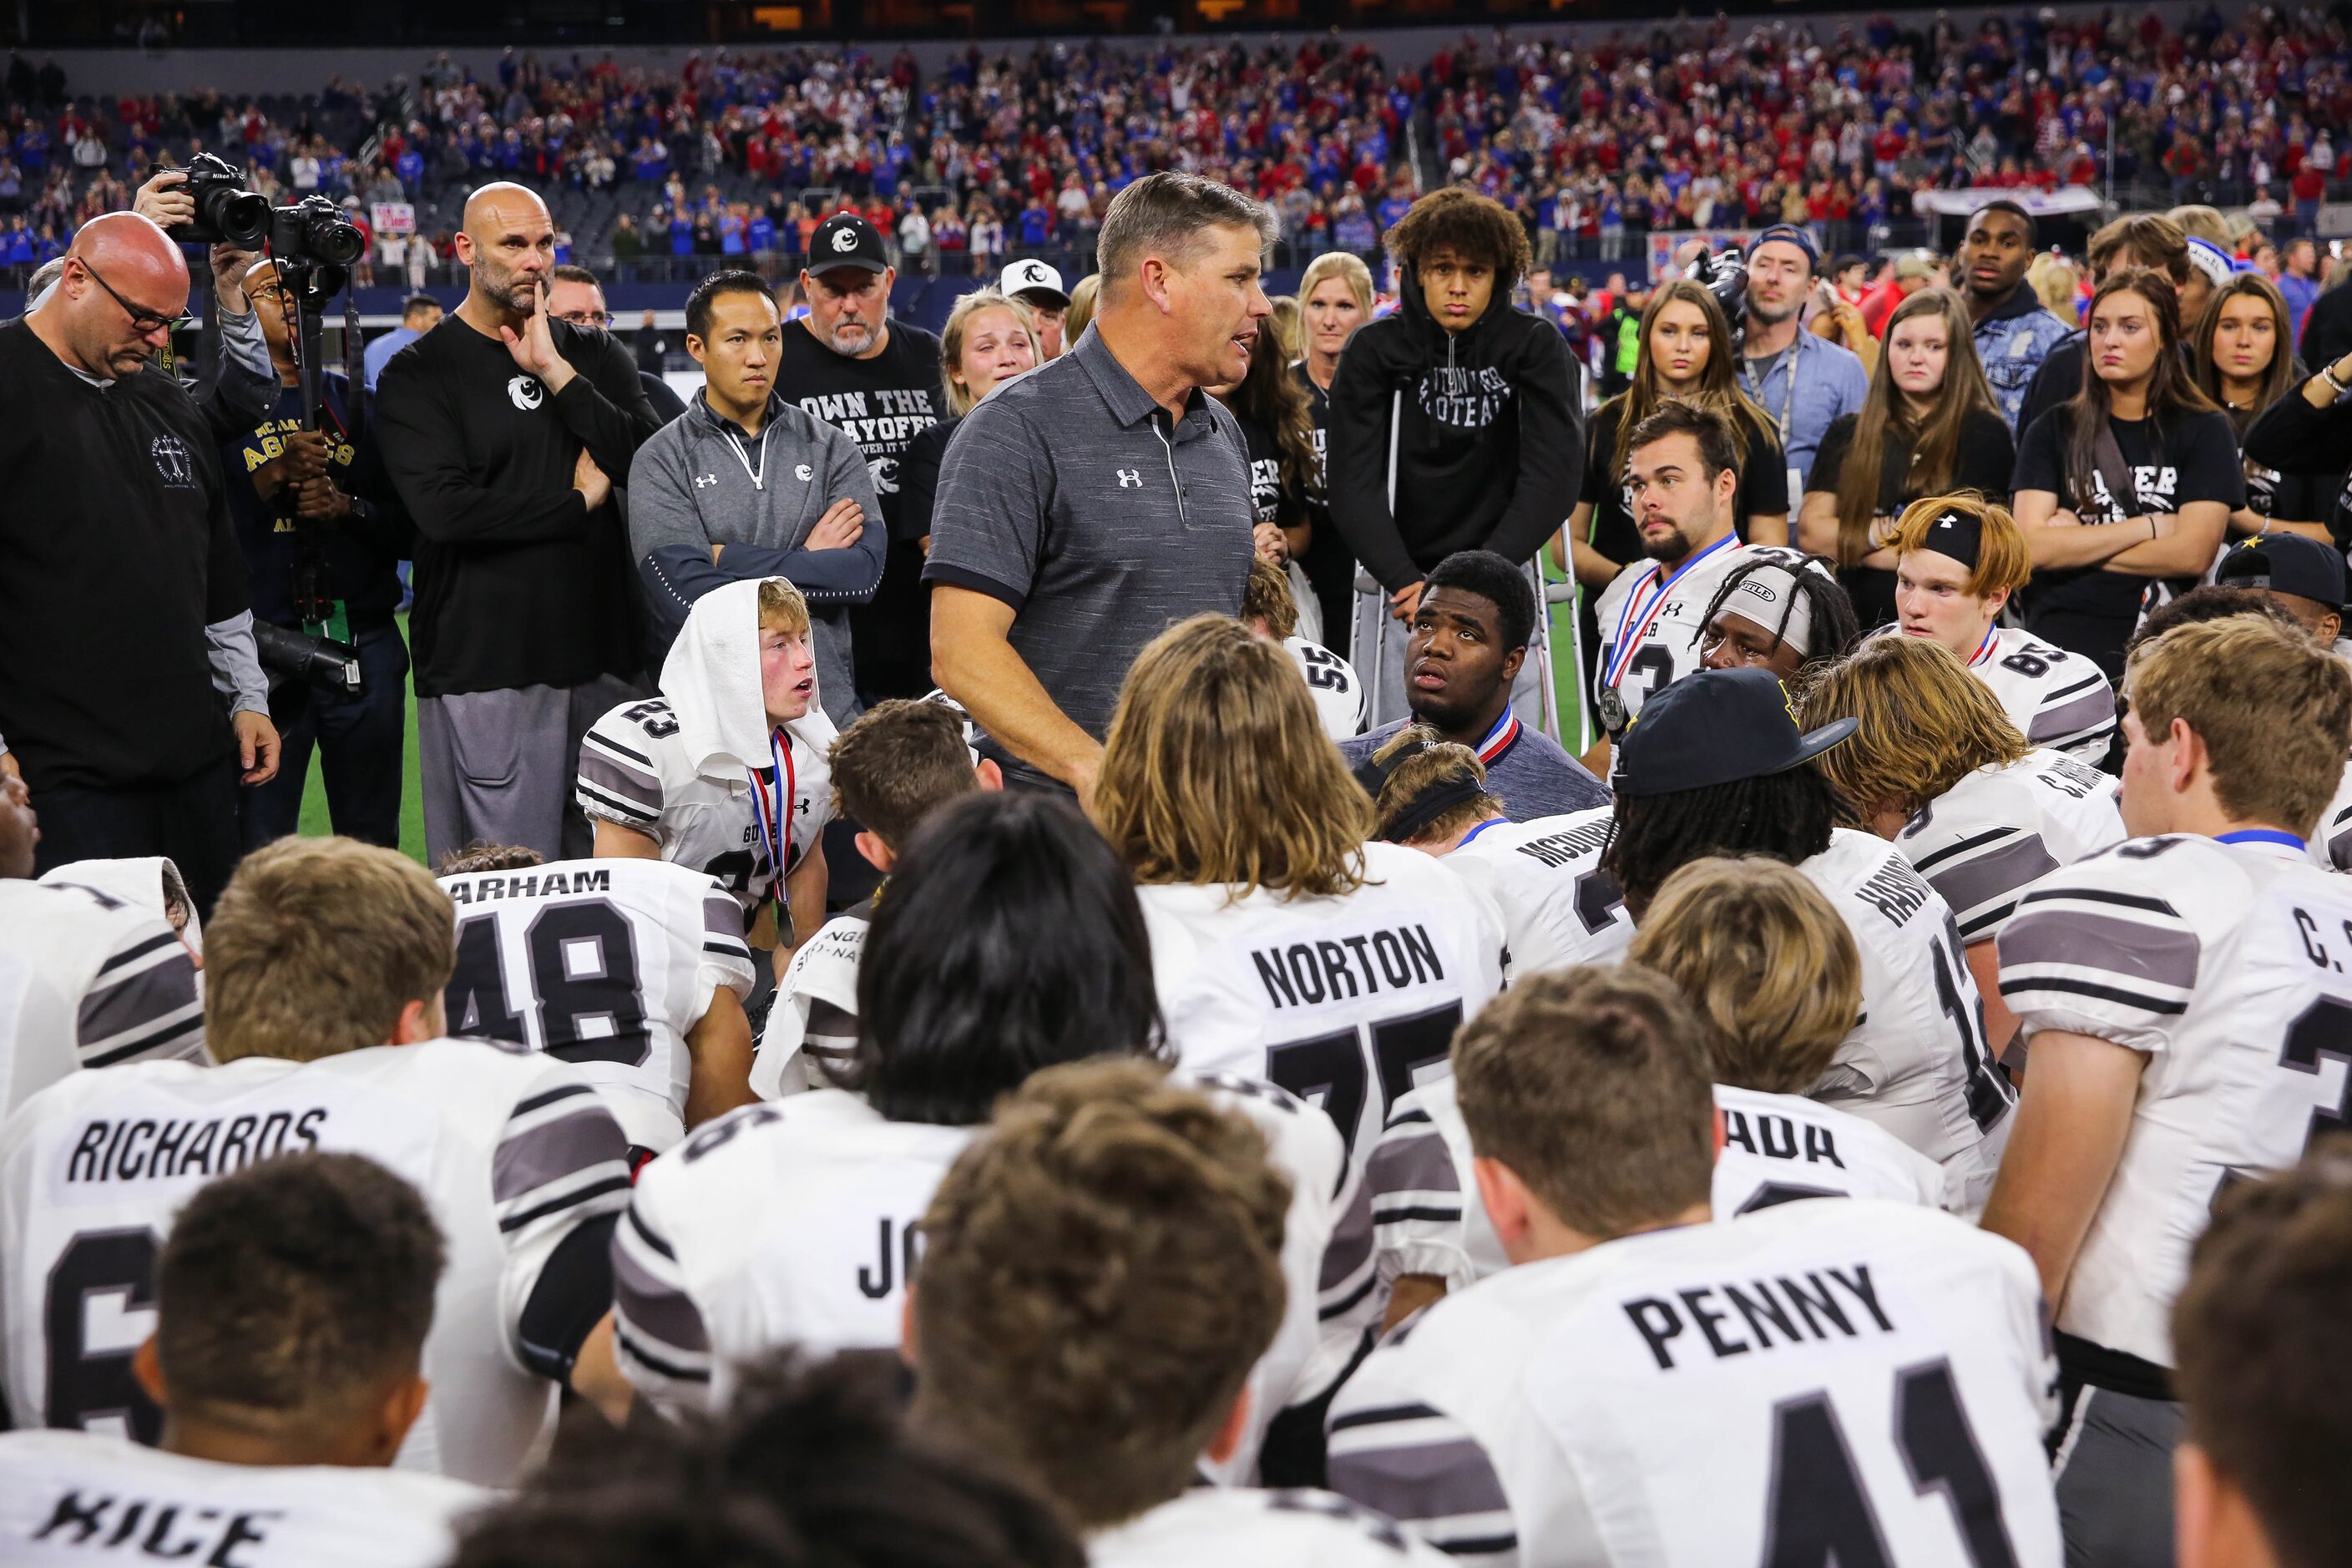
1693, 551, 1862, 678
1599, 769, 1842, 913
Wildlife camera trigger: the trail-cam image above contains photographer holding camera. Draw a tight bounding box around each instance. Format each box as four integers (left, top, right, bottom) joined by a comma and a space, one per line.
0, 212, 280, 917
129, 158, 276, 441
223, 255, 413, 851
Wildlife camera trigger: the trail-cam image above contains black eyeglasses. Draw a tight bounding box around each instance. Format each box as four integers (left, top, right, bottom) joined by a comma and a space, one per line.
80, 259, 187, 336
554, 308, 614, 327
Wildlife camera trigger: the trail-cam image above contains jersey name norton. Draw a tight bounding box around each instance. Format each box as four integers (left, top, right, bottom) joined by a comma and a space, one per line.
1440, 807, 1631, 979
0, 880, 202, 1113
1591, 539, 1753, 721
1998, 832, 2352, 1366
576, 696, 835, 930
0, 1429, 487, 1568
1286, 635, 1368, 740
1896, 749, 2125, 943
1800, 830, 2013, 1206
613, 1075, 1342, 1485
748, 905, 868, 1100
438, 857, 756, 1153
1966, 625, 2116, 763
0, 1040, 633, 1486
1090, 1486, 1450, 1568
1367, 1075, 1948, 1296
1326, 1200, 2061, 1568
1137, 842, 1505, 1359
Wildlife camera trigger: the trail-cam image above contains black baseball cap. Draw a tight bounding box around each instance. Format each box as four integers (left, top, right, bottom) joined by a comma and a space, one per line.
807, 213, 890, 275
2217, 532, 2349, 611
1613, 667, 1858, 798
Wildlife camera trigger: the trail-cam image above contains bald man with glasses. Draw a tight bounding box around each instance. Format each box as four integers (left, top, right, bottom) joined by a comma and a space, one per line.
0, 210, 280, 915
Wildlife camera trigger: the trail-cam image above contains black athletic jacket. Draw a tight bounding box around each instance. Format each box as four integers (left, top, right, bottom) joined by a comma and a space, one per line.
1325, 284, 1583, 592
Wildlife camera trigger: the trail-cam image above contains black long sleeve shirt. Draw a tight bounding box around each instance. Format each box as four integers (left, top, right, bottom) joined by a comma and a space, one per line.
0, 320, 246, 789
375, 316, 659, 697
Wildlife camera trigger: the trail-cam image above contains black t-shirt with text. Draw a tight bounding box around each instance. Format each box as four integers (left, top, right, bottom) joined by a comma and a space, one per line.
1289, 362, 1353, 648
1812, 406, 2015, 629
776, 319, 943, 704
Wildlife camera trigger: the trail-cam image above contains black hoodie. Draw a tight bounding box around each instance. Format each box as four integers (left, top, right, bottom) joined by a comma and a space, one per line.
1325, 285, 1583, 592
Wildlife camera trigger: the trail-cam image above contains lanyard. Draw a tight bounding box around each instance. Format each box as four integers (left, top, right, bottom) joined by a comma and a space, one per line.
1968, 623, 2000, 667
1475, 706, 1521, 764
721, 421, 772, 492
1604, 534, 1738, 690
2216, 828, 2308, 852
1745, 340, 1803, 448
746, 726, 797, 926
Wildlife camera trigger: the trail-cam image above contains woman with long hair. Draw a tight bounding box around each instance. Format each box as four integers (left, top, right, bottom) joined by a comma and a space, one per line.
2191, 271, 2329, 542
1212, 317, 1327, 643
896, 288, 1041, 553
1292, 251, 1375, 640
2011, 267, 2245, 675
1556, 279, 1790, 678
1093, 615, 1505, 1362
1798, 288, 2013, 628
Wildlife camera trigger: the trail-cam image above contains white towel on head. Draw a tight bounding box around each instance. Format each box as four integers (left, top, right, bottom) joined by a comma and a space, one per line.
39, 857, 202, 952
661, 576, 838, 780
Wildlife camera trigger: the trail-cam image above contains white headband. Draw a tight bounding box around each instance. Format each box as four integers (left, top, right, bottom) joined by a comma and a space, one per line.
1722, 563, 1815, 655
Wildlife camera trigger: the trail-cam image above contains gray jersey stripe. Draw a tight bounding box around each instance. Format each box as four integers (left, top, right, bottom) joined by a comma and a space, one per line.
579, 746, 663, 807
1321, 1176, 1375, 1291
1368, 1126, 1462, 1205
1924, 833, 2060, 930
2031, 687, 2117, 746
615, 1323, 711, 1383
701, 893, 744, 943
494, 1106, 635, 1205
578, 779, 659, 827
1328, 1435, 1514, 1525
78, 953, 200, 1060
94, 928, 180, 975
2000, 908, 2200, 992
82, 1008, 203, 1068
613, 1235, 711, 1353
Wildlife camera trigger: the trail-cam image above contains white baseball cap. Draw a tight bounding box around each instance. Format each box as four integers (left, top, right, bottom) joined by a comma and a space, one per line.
1000, 258, 1070, 307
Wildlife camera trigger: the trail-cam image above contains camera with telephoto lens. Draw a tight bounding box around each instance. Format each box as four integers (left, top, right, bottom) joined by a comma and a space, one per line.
269, 194, 365, 268
162, 152, 270, 248
1683, 246, 1750, 352
252, 620, 362, 697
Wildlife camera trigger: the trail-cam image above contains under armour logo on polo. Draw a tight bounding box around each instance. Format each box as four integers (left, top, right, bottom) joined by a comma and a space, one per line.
1116, 469, 1142, 488
694, 473, 719, 488
831, 227, 859, 252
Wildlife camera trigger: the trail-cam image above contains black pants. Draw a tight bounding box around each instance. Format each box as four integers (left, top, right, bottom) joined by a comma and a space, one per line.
238, 620, 407, 851
31, 761, 242, 916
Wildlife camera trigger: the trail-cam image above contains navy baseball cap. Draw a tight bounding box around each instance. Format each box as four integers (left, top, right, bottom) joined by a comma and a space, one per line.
2217, 533, 2349, 611
1613, 668, 1858, 798
807, 213, 890, 274
1746, 224, 1822, 271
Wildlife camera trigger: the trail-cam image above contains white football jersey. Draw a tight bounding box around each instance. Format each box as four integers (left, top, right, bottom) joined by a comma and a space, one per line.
438, 857, 756, 1153
749, 904, 869, 1100
1998, 832, 2352, 1366
1284, 635, 1368, 740
1138, 843, 1505, 1368
1591, 536, 1754, 721
1368, 1077, 1948, 1295
1962, 625, 2116, 763
1328, 1201, 2062, 1568
1799, 831, 2014, 1211
0, 880, 202, 1113
1090, 1486, 1449, 1568
0, 1429, 486, 1568
611, 1075, 1343, 1485
1894, 749, 2125, 943
576, 695, 836, 932
1439, 807, 1631, 979
0, 1040, 633, 1485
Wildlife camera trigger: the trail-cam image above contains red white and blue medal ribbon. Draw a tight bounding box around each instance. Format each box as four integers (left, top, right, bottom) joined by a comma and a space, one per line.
1602, 534, 1738, 690
1475, 706, 1520, 763
1968, 624, 2000, 668
746, 726, 797, 928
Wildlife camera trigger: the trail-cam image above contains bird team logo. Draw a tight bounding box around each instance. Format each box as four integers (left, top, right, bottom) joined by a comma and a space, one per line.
1116, 469, 1142, 488
794, 464, 814, 482
831, 226, 860, 253
507, 374, 544, 411
149, 434, 195, 489
868, 456, 898, 496
1019, 261, 1049, 286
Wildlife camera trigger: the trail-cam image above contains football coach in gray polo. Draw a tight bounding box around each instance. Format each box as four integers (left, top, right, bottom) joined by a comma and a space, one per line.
924, 172, 1270, 800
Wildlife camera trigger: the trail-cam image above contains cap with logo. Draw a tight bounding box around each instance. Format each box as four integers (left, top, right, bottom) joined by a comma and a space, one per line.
1611, 666, 1858, 798
807, 213, 890, 275
1746, 223, 1822, 272
2216, 531, 2349, 611
1000, 258, 1070, 307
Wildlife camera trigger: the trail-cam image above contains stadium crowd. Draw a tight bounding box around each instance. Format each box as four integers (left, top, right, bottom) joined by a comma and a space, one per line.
6, 8, 2352, 1565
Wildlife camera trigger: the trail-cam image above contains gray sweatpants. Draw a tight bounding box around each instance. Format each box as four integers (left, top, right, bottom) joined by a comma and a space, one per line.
1349, 576, 1558, 738
418, 674, 646, 868
2051, 1385, 2181, 1568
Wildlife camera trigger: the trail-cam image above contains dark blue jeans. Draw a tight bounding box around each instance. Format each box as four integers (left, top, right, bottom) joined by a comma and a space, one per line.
239, 620, 409, 851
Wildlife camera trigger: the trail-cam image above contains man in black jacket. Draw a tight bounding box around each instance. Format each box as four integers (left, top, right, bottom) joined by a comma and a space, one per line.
1327, 188, 1582, 731
377, 182, 660, 865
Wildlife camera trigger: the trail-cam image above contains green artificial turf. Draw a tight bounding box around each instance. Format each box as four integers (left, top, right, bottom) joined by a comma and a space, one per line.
294, 614, 427, 864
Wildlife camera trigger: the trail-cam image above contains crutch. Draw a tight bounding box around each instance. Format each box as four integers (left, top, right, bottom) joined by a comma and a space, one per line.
1350, 392, 1407, 730
1521, 558, 1564, 746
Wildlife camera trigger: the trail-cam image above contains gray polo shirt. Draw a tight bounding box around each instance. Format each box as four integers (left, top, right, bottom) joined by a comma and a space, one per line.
923, 322, 1254, 787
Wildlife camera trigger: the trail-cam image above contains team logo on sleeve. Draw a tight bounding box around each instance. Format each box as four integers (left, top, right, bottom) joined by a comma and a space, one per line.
507, 374, 544, 411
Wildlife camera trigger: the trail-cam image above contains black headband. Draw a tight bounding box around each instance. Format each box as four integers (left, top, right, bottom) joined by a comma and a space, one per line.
1914, 509, 1983, 571
1378, 776, 1492, 844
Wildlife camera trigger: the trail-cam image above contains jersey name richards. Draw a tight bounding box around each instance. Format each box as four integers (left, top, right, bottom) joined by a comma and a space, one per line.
438, 857, 755, 1152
